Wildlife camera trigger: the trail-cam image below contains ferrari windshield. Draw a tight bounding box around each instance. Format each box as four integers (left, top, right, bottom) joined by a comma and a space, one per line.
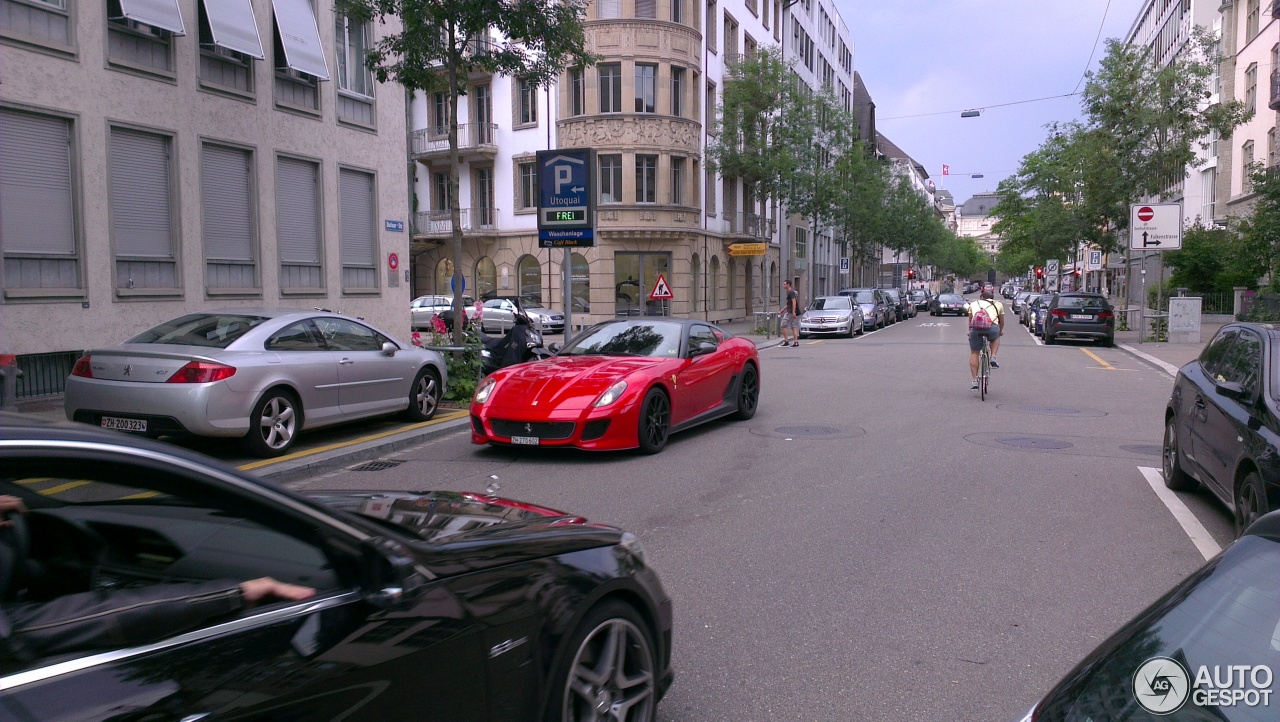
561, 321, 683, 358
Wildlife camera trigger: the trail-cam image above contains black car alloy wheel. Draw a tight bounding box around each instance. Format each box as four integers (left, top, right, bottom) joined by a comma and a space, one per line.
733, 363, 759, 420
1236, 472, 1269, 536
637, 389, 670, 454
1163, 416, 1196, 491
554, 601, 657, 722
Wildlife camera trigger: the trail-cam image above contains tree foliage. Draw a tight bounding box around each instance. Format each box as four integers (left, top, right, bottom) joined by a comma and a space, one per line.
338, 0, 594, 342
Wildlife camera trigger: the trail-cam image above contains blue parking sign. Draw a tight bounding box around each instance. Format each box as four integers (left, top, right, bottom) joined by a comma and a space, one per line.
537, 149, 595, 238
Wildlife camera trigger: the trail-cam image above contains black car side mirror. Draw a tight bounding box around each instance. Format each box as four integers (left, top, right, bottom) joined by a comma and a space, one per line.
1215, 380, 1254, 404
360, 536, 430, 610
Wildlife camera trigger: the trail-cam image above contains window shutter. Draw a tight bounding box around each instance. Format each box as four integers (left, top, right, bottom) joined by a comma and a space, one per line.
339, 168, 375, 266
635, 0, 656, 17
202, 145, 254, 261
110, 128, 173, 258
277, 157, 320, 264
0, 110, 75, 255
598, 0, 620, 18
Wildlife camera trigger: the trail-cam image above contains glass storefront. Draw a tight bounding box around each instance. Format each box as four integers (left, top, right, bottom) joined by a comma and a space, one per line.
475, 256, 496, 300
517, 254, 541, 302
571, 252, 590, 313
615, 251, 671, 317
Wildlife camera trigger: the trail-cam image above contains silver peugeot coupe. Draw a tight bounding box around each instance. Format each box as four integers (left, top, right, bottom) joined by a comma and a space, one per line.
65, 310, 448, 456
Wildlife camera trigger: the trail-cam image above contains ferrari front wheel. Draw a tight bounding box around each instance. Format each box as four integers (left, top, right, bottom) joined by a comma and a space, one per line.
733, 363, 759, 421
637, 389, 670, 454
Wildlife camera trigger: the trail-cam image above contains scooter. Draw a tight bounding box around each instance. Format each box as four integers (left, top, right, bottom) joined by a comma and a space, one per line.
479, 314, 551, 376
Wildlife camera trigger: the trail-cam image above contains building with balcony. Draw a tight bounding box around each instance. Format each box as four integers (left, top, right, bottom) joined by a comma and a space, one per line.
1219, 0, 1279, 218
407, 0, 859, 324
0, 0, 409, 399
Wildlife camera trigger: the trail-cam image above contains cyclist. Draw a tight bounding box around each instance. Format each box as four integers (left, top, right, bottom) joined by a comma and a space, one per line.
967, 289, 1004, 390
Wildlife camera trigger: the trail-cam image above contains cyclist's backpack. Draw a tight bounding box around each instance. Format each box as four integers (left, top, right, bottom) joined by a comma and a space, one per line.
969, 301, 993, 331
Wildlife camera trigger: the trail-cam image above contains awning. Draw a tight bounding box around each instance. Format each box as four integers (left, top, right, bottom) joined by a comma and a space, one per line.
116, 0, 185, 35
201, 0, 264, 59
271, 0, 330, 80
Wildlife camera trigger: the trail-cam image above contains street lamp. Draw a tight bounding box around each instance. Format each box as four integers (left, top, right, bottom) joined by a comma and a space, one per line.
960, 110, 981, 118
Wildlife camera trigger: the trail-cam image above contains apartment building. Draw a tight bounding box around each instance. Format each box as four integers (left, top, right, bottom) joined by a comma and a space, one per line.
407, 0, 859, 322
0, 0, 409, 395
1219, 0, 1279, 219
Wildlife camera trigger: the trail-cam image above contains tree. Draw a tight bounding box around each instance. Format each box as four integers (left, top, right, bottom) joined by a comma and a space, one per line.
339, 0, 594, 343
1239, 165, 1280, 290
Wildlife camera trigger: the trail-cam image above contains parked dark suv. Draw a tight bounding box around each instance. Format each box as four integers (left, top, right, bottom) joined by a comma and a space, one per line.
1043, 292, 1114, 346
881, 288, 914, 321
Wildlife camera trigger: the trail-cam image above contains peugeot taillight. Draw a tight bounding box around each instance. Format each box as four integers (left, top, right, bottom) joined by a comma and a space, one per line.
166, 361, 236, 383
70, 355, 93, 378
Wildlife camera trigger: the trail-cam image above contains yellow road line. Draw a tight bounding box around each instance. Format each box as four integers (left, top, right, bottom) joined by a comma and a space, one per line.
1081, 348, 1116, 370
237, 410, 469, 471
40, 480, 92, 495
15, 478, 51, 485
118, 491, 162, 500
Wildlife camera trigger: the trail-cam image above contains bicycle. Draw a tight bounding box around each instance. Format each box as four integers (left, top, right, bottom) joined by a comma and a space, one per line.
977, 335, 991, 401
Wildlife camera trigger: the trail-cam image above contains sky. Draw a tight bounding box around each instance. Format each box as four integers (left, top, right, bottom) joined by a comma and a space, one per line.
831, 0, 1142, 208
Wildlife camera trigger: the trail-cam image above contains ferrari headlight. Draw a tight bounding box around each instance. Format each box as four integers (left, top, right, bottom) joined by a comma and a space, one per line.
474, 377, 497, 404
593, 380, 628, 408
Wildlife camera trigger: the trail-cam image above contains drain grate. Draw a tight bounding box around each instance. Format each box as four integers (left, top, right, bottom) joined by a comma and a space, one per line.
350, 459, 405, 472
1120, 444, 1163, 457
996, 436, 1074, 450
774, 425, 842, 437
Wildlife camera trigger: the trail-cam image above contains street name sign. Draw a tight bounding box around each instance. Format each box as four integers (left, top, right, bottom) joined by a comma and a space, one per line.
1129, 203, 1182, 251
537, 148, 596, 249
728, 243, 767, 257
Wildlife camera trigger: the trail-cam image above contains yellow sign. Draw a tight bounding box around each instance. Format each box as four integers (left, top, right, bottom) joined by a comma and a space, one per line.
728, 243, 768, 256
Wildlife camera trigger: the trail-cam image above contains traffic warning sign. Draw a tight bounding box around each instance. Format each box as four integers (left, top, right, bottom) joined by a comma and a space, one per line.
649, 273, 673, 301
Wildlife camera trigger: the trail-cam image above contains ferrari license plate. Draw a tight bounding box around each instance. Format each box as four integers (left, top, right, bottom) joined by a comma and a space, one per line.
102, 416, 146, 432
510, 435, 540, 445
1071, 314, 1093, 320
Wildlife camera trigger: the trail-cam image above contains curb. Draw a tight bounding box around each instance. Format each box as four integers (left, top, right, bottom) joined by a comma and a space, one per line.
1116, 343, 1182, 378
252, 412, 472, 483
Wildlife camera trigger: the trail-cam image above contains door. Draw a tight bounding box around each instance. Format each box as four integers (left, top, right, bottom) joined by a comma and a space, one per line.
313, 317, 408, 417
264, 320, 342, 427
1187, 329, 1239, 483
1198, 330, 1263, 499
674, 324, 735, 421
473, 84, 492, 144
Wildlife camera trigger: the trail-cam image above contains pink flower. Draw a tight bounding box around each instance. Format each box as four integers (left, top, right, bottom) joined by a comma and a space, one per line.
410, 331, 424, 347
431, 314, 447, 334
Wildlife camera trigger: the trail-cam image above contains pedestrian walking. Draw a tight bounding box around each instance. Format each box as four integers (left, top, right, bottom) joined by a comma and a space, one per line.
779, 280, 801, 347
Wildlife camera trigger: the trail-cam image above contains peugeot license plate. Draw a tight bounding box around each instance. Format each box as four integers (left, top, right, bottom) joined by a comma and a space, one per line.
510, 435, 539, 445
102, 417, 146, 432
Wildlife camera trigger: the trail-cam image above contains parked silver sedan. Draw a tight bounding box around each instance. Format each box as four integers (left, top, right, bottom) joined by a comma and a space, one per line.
799, 296, 864, 338
480, 296, 565, 334
65, 310, 448, 457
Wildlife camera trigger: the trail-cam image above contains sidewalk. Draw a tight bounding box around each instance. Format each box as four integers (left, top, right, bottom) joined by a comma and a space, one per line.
1112, 318, 1230, 376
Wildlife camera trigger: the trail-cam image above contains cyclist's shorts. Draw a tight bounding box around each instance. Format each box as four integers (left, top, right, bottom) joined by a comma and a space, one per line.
968, 325, 999, 352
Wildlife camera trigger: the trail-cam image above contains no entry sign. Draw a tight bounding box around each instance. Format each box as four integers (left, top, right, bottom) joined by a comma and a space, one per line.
1129, 203, 1182, 251
1137, 206, 1155, 222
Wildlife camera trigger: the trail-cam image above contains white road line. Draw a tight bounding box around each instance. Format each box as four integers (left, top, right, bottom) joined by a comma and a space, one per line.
1119, 344, 1180, 377
1137, 466, 1223, 561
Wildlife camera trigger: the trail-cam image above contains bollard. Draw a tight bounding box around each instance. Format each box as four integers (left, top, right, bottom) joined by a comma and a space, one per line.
0, 355, 17, 411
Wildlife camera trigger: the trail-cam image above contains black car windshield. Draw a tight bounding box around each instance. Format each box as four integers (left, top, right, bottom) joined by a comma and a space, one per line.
1057, 296, 1107, 310
560, 321, 683, 358
909, 291, 927, 300
850, 291, 877, 303
938, 294, 964, 303
1036, 534, 1280, 721
810, 297, 852, 311
127, 314, 269, 348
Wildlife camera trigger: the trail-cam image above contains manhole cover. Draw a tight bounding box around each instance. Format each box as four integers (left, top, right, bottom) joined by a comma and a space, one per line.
1120, 444, 1163, 457
996, 436, 1074, 450
774, 425, 842, 437
350, 459, 405, 472
997, 404, 1107, 418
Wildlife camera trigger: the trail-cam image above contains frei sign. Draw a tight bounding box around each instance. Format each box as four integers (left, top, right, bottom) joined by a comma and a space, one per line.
1129, 203, 1182, 251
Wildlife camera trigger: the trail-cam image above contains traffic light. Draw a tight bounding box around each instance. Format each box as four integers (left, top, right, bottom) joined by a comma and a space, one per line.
907, 267, 915, 280
1035, 267, 1044, 279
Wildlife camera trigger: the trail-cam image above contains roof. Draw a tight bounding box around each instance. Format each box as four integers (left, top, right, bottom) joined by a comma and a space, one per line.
851, 72, 876, 145
876, 132, 929, 181
935, 189, 955, 206
958, 193, 1004, 217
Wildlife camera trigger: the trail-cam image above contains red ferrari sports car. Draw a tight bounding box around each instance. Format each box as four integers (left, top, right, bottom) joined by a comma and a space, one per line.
470, 318, 761, 453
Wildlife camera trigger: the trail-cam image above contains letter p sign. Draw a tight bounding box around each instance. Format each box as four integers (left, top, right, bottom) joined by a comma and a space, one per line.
555, 165, 573, 195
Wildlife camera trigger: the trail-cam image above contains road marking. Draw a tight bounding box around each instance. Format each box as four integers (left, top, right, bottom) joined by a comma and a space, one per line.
119, 491, 162, 500
15, 478, 51, 485
236, 410, 469, 471
40, 480, 91, 495
1138, 466, 1222, 561
1119, 344, 1180, 377
1080, 348, 1115, 370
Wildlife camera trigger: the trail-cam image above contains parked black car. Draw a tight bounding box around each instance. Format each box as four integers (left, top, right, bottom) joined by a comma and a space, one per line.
0, 417, 674, 721
1013, 510, 1280, 721
929, 293, 968, 316
882, 288, 914, 321
839, 288, 892, 329
1164, 323, 1280, 536
1011, 290, 1033, 315
1043, 292, 1115, 346
907, 289, 932, 311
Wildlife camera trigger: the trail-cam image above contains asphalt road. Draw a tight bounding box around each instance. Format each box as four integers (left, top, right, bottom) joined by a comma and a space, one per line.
291, 314, 1237, 722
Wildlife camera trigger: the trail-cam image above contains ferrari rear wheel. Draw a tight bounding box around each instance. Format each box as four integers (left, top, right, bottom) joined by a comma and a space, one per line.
637, 389, 670, 454
733, 363, 759, 421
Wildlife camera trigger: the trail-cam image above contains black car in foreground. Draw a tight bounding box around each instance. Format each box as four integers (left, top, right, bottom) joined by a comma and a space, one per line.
0, 418, 673, 721
1164, 322, 1280, 535
1013, 511, 1280, 721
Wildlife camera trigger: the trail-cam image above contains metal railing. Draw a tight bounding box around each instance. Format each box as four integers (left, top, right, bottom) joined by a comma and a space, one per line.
412, 208, 499, 236
409, 123, 499, 156
13, 350, 81, 400
722, 212, 773, 239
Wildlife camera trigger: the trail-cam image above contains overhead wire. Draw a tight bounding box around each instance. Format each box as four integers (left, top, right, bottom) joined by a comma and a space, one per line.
879, 92, 1081, 121
1072, 0, 1113, 94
